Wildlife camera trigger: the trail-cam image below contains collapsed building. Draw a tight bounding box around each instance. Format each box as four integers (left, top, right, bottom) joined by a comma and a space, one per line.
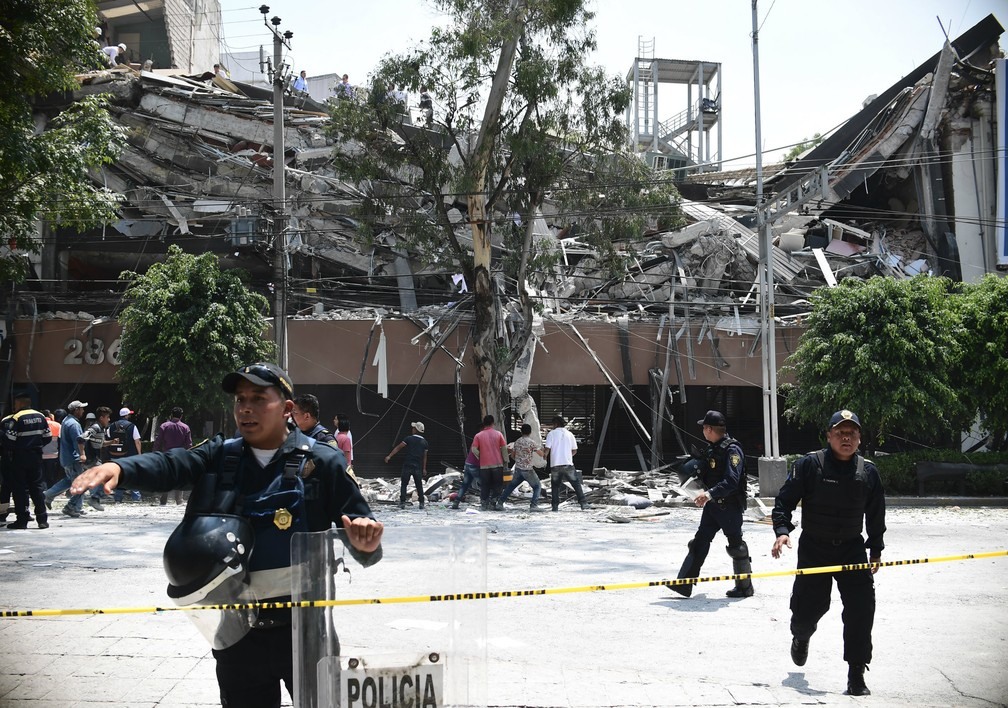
2, 14, 1005, 477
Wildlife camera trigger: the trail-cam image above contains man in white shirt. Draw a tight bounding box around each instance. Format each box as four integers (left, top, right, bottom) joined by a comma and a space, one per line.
101, 43, 126, 67
544, 415, 587, 511
292, 70, 308, 95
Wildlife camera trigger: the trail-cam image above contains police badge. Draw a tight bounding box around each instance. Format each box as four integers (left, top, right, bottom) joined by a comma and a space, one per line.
273, 508, 293, 530
731, 453, 741, 466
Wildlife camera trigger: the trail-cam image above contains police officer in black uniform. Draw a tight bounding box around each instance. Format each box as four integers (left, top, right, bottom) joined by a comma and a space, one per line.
290, 393, 335, 444
2, 393, 52, 529
670, 410, 753, 598
771, 409, 886, 697
73, 363, 383, 708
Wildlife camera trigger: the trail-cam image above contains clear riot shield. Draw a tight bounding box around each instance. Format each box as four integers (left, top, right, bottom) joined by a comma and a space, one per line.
291, 526, 487, 708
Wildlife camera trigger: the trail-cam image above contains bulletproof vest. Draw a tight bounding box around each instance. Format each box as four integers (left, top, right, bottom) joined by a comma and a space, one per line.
186, 436, 316, 576
306, 422, 334, 444
699, 436, 745, 497
800, 450, 867, 539
107, 419, 137, 457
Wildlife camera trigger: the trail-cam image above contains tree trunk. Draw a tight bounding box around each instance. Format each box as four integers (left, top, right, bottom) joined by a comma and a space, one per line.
466, 0, 525, 423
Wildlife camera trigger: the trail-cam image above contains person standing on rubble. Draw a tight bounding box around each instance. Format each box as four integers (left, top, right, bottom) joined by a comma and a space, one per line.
385, 422, 428, 509
292, 70, 308, 95
669, 410, 754, 599
471, 415, 509, 511
544, 415, 587, 511
771, 409, 886, 697
498, 423, 543, 510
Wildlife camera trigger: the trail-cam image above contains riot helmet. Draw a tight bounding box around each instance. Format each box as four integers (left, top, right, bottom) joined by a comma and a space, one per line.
163, 513, 254, 605
163, 514, 258, 650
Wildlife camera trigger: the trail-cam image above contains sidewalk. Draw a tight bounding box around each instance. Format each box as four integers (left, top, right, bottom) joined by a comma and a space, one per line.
1, 500, 1006, 707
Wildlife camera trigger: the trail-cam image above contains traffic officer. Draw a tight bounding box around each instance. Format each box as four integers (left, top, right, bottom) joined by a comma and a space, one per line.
670, 410, 753, 598
72, 363, 383, 707
2, 393, 52, 529
771, 409, 886, 697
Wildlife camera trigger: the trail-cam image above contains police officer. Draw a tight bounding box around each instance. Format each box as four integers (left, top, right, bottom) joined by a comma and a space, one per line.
290, 394, 335, 444
72, 363, 383, 707
2, 393, 52, 529
670, 410, 753, 598
771, 409, 886, 697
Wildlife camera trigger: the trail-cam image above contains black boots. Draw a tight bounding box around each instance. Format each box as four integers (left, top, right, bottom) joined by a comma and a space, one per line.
846, 663, 870, 696
725, 539, 754, 598
671, 539, 709, 597
790, 637, 809, 666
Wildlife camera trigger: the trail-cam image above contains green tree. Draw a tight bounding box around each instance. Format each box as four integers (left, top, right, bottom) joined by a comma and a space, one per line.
782, 133, 823, 163
1, 0, 124, 282
782, 276, 970, 451
958, 274, 1008, 450
117, 246, 274, 420
329, 0, 681, 420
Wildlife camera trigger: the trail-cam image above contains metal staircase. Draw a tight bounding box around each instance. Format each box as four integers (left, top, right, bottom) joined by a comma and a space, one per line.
626, 39, 722, 174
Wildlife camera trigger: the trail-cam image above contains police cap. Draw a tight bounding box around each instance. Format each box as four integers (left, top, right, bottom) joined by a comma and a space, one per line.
697, 410, 727, 427
828, 409, 861, 430
222, 363, 294, 400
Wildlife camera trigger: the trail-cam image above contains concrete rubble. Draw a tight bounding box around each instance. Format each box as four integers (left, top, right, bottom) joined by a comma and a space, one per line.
47, 19, 1004, 326
357, 463, 768, 523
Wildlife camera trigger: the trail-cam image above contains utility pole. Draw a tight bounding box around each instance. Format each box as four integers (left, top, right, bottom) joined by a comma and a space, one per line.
751, 0, 787, 494
260, 5, 292, 369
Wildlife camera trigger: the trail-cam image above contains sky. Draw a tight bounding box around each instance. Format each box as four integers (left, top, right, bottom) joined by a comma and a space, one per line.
217, 0, 1007, 166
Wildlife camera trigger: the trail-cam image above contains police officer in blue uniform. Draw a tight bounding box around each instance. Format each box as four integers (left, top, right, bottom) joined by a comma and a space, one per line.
771, 409, 885, 697
290, 393, 335, 444
670, 410, 753, 598
73, 363, 383, 708
2, 393, 52, 529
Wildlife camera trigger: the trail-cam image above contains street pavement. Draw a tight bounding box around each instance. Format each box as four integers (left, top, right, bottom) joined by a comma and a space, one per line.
1, 497, 1006, 707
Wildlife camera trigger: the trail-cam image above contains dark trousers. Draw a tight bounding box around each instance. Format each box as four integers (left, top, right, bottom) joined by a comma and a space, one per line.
479, 466, 503, 507
693, 496, 745, 550
0, 462, 14, 514
549, 465, 586, 509
7, 456, 47, 523
400, 464, 423, 505
790, 535, 875, 665
213, 626, 293, 707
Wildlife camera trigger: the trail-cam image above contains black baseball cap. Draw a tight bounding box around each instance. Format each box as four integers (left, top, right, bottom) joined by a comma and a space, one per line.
698, 410, 727, 427
829, 409, 861, 430
222, 363, 294, 399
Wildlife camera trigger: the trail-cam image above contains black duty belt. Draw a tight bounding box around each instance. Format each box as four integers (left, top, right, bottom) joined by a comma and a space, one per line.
805, 534, 861, 546
251, 607, 292, 629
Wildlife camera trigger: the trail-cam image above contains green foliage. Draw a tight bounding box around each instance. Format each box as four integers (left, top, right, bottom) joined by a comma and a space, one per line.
783, 276, 970, 449
956, 274, 1008, 441
116, 246, 274, 419
783, 133, 823, 163
1, 0, 124, 282
327, 0, 682, 286
871, 451, 1008, 495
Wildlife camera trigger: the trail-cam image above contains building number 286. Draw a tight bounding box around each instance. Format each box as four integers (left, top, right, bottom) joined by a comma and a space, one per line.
64, 338, 122, 366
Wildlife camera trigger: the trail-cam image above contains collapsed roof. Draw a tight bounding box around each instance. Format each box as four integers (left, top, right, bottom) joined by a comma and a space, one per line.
37, 13, 1005, 325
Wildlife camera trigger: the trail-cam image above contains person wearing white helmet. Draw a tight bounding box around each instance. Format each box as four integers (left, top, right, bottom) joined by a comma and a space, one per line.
100, 42, 127, 67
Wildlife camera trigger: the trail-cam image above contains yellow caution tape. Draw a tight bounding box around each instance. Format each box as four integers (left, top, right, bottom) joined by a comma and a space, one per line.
2, 549, 1005, 618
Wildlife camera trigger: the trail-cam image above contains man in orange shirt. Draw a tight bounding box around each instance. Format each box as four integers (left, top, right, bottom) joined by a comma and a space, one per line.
41, 410, 62, 487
